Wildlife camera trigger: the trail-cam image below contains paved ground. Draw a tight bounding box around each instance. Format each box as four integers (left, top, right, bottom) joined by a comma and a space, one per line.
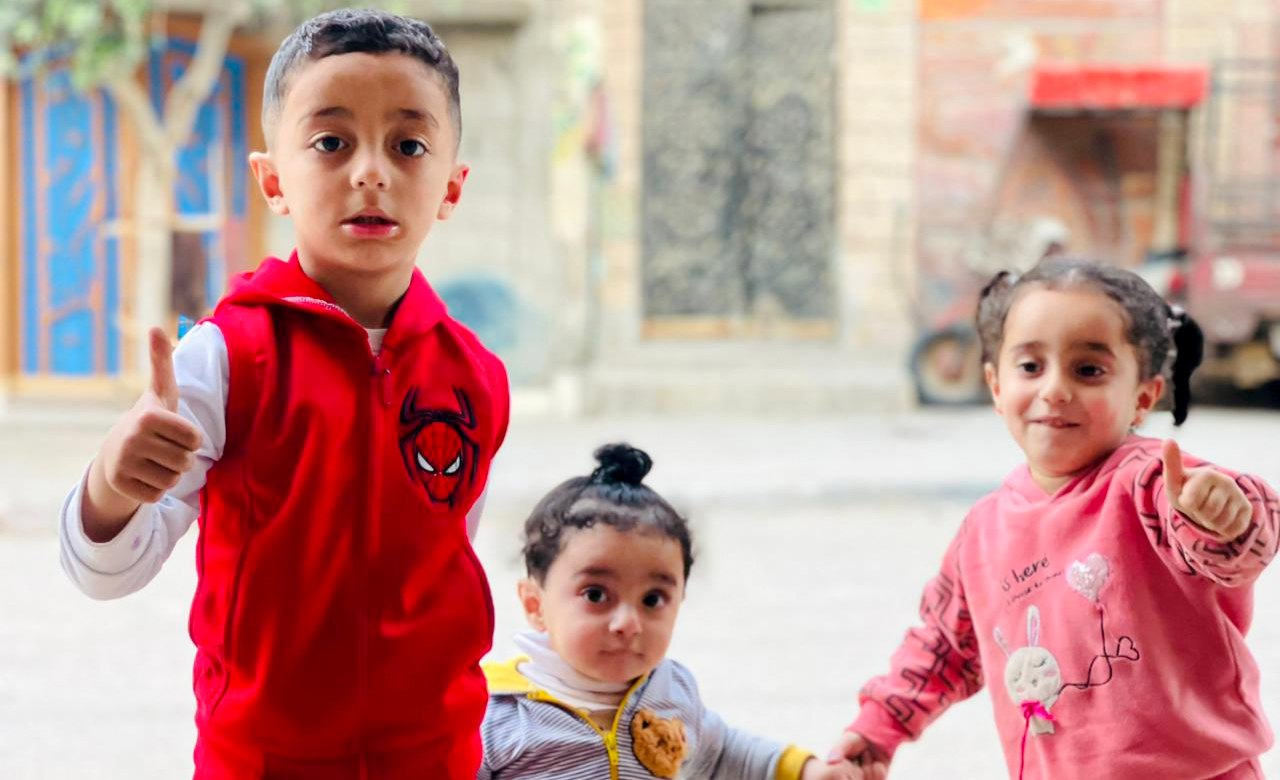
1, 405, 1278, 778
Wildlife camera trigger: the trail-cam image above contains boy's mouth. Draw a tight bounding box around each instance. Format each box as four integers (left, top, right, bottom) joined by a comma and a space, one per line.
341, 210, 400, 239
343, 212, 398, 226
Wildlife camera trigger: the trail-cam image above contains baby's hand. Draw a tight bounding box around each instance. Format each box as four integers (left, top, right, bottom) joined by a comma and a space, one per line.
823, 731, 889, 780
801, 755, 883, 780
1162, 440, 1253, 541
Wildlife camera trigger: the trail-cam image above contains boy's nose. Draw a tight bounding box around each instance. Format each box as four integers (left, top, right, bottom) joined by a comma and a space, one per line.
353, 173, 388, 190
351, 155, 390, 191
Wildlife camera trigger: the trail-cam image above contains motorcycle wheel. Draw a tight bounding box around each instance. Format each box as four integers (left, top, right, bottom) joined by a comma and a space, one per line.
910, 325, 987, 406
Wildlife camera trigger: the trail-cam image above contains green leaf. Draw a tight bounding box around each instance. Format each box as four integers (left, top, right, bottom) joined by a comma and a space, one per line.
63, 3, 103, 37
13, 17, 41, 46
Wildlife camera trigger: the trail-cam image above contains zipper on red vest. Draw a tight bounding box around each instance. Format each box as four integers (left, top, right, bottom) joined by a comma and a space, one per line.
371, 354, 392, 407
357, 352, 389, 757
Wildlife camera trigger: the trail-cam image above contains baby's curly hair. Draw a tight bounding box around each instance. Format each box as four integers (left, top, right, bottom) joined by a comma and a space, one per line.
522, 444, 693, 584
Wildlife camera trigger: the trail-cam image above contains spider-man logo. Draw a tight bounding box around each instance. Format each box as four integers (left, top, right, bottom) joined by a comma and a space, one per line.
398, 387, 479, 507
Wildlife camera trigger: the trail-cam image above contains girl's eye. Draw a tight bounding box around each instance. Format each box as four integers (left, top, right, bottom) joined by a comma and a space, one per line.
582, 587, 607, 605
642, 591, 668, 609
398, 139, 427, 157
312, 136, 348, 153
1016, 361, 1041, 374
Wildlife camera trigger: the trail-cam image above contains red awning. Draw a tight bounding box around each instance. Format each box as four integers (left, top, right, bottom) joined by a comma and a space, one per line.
1030, 65, 1209, 111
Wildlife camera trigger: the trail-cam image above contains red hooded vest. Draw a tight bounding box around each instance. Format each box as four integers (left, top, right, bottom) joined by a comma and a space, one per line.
190, 255, 508, 779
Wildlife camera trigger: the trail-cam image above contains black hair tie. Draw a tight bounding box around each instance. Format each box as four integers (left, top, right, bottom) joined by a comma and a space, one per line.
1169, 306, 1204, 426
590, 443, 652, 486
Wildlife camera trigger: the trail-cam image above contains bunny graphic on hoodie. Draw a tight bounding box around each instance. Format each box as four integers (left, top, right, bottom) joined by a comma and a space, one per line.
994, 606, 1061, 736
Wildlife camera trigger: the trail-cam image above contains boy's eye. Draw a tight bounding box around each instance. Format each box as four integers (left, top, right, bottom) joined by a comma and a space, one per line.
1076, 364, 1105, 378
1016, 360, 1041, 374
312, 136, 348, 153
642, 591, 668, 609
582, 587, 607, 604
398, 139, 427, 157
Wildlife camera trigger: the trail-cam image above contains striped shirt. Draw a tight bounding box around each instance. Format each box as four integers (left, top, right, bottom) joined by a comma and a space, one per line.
479, 657, 811, 780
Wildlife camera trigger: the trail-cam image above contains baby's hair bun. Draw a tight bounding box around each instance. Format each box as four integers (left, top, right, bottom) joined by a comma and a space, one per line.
591, 443, 652, 486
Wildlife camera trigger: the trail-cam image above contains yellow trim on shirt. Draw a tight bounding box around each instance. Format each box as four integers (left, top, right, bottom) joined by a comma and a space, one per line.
776, 744, 815, 780
484, 655, 649, 780
482, 656, 536, 694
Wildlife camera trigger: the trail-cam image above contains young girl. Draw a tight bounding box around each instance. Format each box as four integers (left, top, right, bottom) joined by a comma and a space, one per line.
480, 444, 867, 780
829, 260, 1279, 780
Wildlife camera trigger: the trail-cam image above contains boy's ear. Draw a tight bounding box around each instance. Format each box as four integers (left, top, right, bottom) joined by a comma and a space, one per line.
249, 152, 289, 216
517, 577, 546, 632
984, 362, 1004, 415
436, 162, 469, 221
1132, 374, 1165, 427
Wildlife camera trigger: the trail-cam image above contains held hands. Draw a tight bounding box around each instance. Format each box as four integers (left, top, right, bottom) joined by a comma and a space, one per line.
801, 755, 882, 780
822, 731, 889, 780
1162, 440, 1253, 541
84, 328, 202, 539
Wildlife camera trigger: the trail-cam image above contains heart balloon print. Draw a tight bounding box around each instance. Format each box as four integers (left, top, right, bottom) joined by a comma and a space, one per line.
1067, 553, 1110, 604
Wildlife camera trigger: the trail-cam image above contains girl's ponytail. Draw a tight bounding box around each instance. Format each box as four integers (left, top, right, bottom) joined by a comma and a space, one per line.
1168, 306, 1204, 426
976, 270, 1021, 364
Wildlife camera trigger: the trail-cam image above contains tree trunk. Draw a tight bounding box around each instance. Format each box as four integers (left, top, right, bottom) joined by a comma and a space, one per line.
104, 5, 246, 379
131, 152, 176, 378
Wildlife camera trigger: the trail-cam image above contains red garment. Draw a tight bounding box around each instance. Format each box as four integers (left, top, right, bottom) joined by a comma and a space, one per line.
192, 255, 509, 779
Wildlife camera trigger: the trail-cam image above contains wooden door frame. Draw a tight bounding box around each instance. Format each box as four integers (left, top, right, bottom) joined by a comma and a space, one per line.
1, 77, 16, 394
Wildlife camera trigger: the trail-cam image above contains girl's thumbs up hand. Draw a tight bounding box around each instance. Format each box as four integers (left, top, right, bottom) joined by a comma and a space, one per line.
83, 328, 203, 540
1162, 440, 1253, 541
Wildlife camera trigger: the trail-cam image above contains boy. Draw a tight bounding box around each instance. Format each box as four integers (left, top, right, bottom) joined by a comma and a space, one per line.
58, 10, 508, 779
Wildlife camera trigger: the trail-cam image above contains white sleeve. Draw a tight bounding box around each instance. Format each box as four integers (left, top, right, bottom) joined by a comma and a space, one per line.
58, 323, 228, 600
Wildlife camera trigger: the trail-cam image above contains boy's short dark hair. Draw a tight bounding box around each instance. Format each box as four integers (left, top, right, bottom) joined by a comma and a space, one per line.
262, 8, 461, 145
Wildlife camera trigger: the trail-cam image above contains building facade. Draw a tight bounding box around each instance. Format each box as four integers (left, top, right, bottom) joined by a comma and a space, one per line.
2, 0, 1276, 412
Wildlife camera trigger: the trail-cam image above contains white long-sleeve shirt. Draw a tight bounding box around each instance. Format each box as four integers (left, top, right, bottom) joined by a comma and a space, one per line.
59, 322, 486, 601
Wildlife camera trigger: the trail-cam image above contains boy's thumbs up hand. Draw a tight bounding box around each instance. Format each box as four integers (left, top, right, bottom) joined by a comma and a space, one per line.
148, 327, 181, 412
104, 327, 203, 503
83, 327, 204, 539
1161, 440, 1253, 541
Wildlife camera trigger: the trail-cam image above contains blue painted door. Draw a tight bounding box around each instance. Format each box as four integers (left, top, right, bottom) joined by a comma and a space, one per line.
19, 66, 122, 377
17, 40, 249, 379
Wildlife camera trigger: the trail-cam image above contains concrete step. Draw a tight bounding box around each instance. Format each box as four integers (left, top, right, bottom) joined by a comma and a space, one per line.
579, 344, 912, 414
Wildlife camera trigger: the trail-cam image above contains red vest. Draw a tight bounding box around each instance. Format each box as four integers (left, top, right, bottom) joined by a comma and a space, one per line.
191, 256, 508, 779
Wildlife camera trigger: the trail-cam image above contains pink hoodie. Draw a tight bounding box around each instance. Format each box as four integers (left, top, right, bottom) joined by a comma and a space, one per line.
852, 436, 1278, 780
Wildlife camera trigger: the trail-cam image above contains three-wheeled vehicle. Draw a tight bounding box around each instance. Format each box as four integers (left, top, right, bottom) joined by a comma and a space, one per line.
909, 61, 1280, 405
